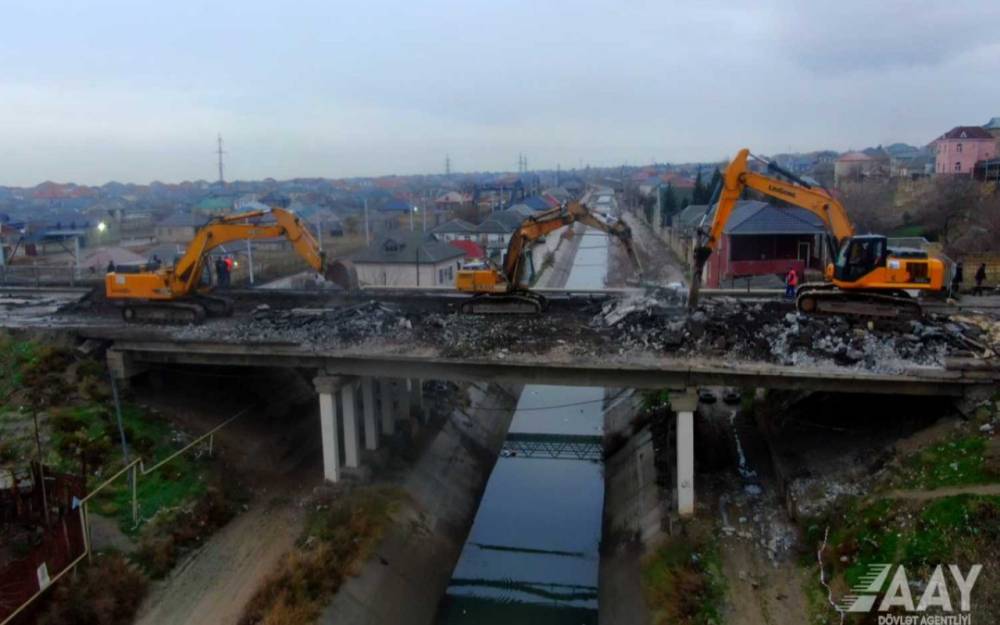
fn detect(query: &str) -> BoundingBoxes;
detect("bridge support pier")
[672,389,698,517]
[314,376,344,483]
[341,382,360,469]
[379,378,395,436]
[106,349,147,387]
[361,377,378,450]
[398,378,411,424]
[409,378,424,421]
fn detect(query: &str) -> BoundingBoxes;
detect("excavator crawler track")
[460,292,547,315]
[121,301,208,325]
[120,294,233,325]
[796,287,921,320]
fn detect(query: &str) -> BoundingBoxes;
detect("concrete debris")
[179,300,414,345]
[596,296,997,373]
[168,289,997,375]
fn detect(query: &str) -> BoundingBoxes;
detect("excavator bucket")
[325,259,360,291]
[688,245,712,309]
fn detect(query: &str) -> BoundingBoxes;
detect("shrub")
[36,553,148,625]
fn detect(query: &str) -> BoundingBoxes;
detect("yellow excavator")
[105,207,340,323]
[690,148,946,317]
[455,200,641,313]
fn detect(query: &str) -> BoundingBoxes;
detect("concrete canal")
[436,207,614,624]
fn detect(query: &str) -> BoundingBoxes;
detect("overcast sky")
[2,1,999,186]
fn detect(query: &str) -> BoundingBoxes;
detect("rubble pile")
[418,312,578,358]
[170,290,997,373]
[179,300,415,345]
[595,296,996,372]
[244,301,414,344]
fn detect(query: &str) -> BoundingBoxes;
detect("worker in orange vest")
[785,268,799,299]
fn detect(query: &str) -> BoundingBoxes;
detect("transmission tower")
[445,154,451,176]
[216,134,226,185]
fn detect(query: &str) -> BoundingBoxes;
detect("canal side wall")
[318,382,522,625]
[599,389,659,625]
[535,222,586,288]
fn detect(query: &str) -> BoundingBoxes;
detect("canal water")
[436,223,611,624]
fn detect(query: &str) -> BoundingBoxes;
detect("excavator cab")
[832,235,887,282]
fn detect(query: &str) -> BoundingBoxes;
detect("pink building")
[933,126,995,176]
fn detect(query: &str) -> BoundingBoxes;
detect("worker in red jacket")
[785,268,798,299]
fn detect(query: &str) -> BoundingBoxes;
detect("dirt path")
[134,497,304,625]
[704,401,812,625]
[719,536,811,625]
[885,483,1000,501]
[619,210,686,286]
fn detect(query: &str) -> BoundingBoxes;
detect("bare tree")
[837,180,899,234]
[911,177,981,254]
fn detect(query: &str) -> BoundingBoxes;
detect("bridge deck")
[103,338,990,396]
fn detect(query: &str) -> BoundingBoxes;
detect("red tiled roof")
[449,240,485,259]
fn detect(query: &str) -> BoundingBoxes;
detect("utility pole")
[245,239,255,284]
[364,199,370,245]
[216,134,226,185]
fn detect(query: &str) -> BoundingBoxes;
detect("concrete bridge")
[99,336,996,519]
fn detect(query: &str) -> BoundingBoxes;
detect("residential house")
[932,126,995,176]
[194,194,236,214]
[702,201,831,288]
[891,154,935,179]
[434,191,472,214]
[431,218,477,242]
[154,212,202,243]
[661,203,710,264]
[542,187,573,204]
[476,209,526,264]
[834,151,886,183]
[521,195,557,211]
[351,233,465,287]
[376,198,418,231]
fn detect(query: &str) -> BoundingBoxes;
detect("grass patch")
[134,483,241,578]
[240,486,404,625]
[642,533,725,625]
[898,435,992,489]
[808,495,1000,593]
[45,400,214,534]
[0,335,39,404]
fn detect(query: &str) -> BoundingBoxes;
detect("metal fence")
[0,265,102,288]
[0,408,248,625]
[0,465,87,623]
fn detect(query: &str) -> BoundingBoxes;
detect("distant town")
[1,116,998,291]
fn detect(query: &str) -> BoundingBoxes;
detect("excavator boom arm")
[690,148,855,307]
[501,201,641,287]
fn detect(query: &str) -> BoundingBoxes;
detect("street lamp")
[97,221,107,233]
[410,206,418,231]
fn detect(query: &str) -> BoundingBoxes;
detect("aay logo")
[841,563,981,624]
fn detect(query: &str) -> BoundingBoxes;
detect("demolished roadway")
[37,288,991,397]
